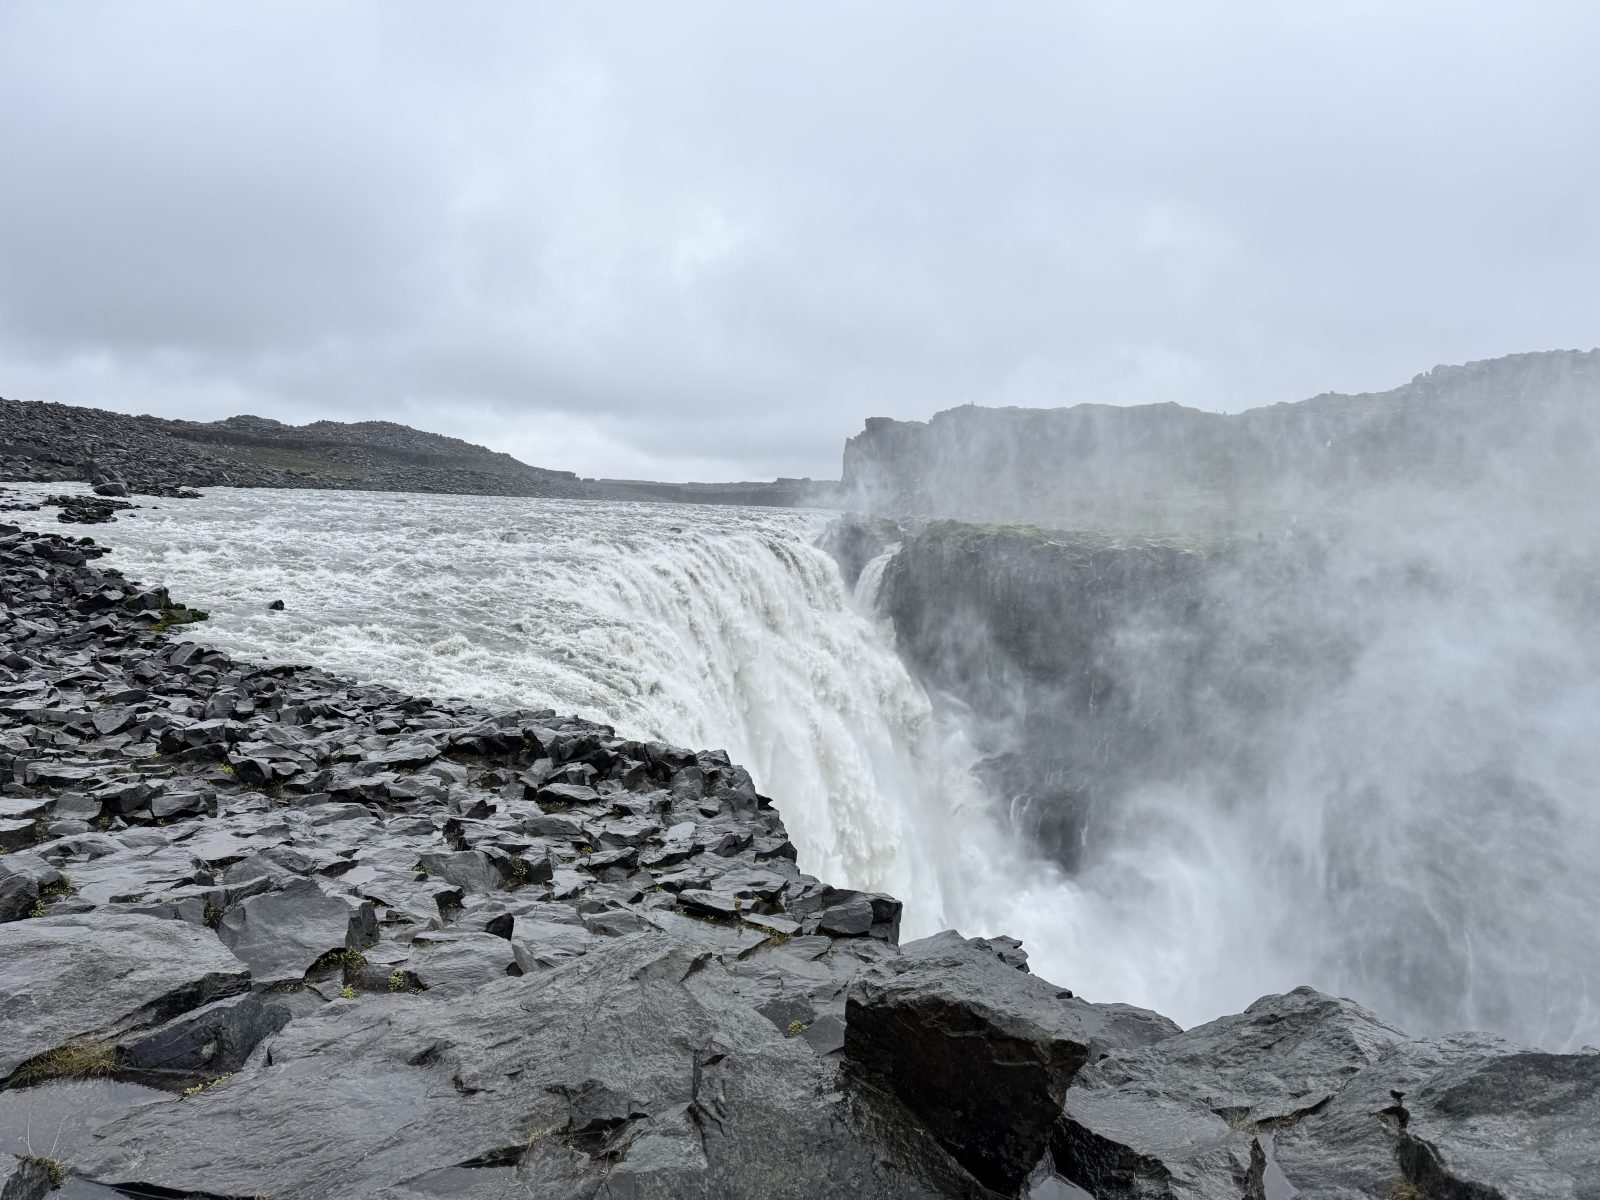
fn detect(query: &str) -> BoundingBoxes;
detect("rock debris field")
[0,498,1596,1199]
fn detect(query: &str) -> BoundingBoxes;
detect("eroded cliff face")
[841,349,1600,529]
[836,507,1600,1051]
[869,521,1273,870]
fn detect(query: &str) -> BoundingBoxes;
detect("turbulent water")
[6,486,1069,957]
[10,484,1597,1047]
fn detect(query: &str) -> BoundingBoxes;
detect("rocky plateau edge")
[0,508,1595,1199]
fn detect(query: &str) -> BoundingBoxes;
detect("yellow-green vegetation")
[389,969,406,992]
[307,946,368,985]
[38,875,76,903]
[340,985,356,1000]
[149,603,210,634]
[1389,1183,1427,1200]
[1219,1109,1258,1134]
[18,1154,66,1187]
[786,1020,809,1038]
[6,1041,118,1088]
[217,763,235,776]
[180,1074,231,1099]
[506,857,531,888]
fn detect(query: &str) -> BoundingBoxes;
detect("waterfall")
[11,481,1594,1048]
[5,486,1024,940]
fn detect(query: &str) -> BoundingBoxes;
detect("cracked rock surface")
[1,521,1597,1198]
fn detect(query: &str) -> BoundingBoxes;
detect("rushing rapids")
[6,482,1598,1052]
[0,485,1046,950]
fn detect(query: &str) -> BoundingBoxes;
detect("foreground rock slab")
[1052,987,1600,1198]
[0,912,249,1082]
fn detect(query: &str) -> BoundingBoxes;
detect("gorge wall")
[828,350,1600,1051]
[840,349,1600,530]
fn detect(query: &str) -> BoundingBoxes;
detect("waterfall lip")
[9,480,1595,1053]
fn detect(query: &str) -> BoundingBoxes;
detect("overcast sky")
[2,2,1596,481]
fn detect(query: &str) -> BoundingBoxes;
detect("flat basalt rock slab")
[216,877,377,987]
[0,912,249,1078]
[69,935,966,1200]
[1053,988,1600,1199]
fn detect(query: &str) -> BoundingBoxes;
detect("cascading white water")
[3,486,1053,948]
[9,483,1594,1048]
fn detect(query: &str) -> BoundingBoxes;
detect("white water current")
[7,486,1088,976]
[8,484,1596,1047]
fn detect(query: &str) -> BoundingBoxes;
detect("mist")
[850,350,1600,1048]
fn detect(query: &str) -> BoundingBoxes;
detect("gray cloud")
[2,0,1596,480]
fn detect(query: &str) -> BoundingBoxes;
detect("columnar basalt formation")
[2,524,1596,1197]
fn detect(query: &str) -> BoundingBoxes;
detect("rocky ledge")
[1,527,1595,1199]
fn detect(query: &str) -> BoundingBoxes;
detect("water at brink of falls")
[13,487,1075,967]
[12,484,1599,1047]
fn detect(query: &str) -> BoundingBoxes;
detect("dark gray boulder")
[1395,1051,1600,1195]
[1050,986,1600,1199]
[0,852,64,923]
[0,912,249,1081]
[844,944,1178,1193]
[216,878,376,987]
[117,993,292,1087]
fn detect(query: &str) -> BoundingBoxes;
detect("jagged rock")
[117,993,291,1086]
[904,929,1030,972]
[216,878,376,987]
[845,944,1179,1193]
[72,937,972,1199]
[417,850,506,894]
[0,912,250,1080]
[1050,987,1600,1199]
[0,819,38,854]
[404,931,519,996]
[0,852,64,923]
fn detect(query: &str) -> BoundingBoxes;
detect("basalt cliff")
[841,349,1600,531]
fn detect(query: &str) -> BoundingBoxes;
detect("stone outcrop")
[841,349,1600,528]
[1052,987,1600,1198]
[2,523,1597,1196]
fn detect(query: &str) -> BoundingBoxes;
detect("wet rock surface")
[2,524,1596,1197]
